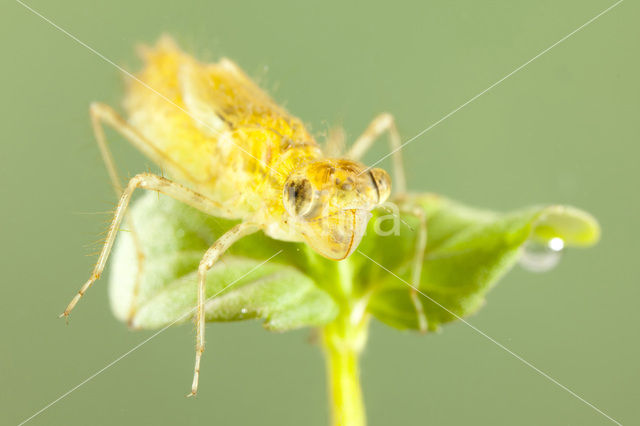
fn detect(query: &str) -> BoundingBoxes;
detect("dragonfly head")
[282,159,391,260]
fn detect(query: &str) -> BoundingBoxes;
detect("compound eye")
[368,168,391,203]
[283,178,315,216]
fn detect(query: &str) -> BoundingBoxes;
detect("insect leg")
[189,221,259,397]
[61,173,230,319]
[89,102,148,324]
[89,102,176,181]
[399,202,428,332]
[324,125,346,157]
[346,113,406,195]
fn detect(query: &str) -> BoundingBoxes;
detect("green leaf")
[109,193,338,331]
[359,194,600,331]
[108,192,599,334]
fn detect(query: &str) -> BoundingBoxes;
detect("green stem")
[321,307,369,426]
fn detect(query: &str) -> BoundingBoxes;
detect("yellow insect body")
[63,36,408,396]
[125,38,390,259]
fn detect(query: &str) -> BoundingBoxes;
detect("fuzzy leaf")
[109,193,337,330]
[358,194,600,331]
[108,192,599,334]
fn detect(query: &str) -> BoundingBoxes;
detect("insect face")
[283,159,391,260]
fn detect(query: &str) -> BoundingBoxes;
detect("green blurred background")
[2,0,638,424]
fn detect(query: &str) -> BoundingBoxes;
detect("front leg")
[346,113,406,195]
[189,222,259,397]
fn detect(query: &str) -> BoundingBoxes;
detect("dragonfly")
[61,36,428,396]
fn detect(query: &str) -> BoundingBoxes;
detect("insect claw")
[58,311,70,325]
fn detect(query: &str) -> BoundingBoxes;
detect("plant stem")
[321,307,369,426]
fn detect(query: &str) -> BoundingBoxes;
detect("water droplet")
[240,308,248,314]
[519,237,564,272]
[548,237,564,251]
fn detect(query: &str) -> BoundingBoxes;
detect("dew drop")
[548,237,564,251]
[240,308,248,314]
[519,237,564,273]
